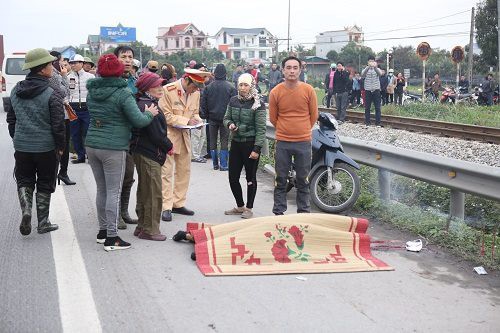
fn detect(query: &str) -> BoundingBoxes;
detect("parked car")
[2,53,28,112]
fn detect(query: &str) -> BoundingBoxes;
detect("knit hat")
[238,73,253,86]
[97,54,124,77]
[136,72,167,92]
[23,48,56,70]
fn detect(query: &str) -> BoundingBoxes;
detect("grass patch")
[381,103,500,127]
[354,165,500,270]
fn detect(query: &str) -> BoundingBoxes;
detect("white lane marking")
[50,186,102,333]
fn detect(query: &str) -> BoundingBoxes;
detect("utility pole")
[497,0,500,87]
[287,0,291,52]
[467,7,475,85]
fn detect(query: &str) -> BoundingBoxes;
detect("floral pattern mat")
[188,213,394,276]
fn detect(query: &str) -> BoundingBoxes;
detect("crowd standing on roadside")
[7,42,497,252]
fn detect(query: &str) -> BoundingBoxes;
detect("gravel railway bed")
[337,122,500,168]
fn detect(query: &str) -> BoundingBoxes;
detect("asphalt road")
[0,104,499,333]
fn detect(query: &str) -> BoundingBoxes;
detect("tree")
[390,45,421,78]
[326,50,338,62]
[475,0,498,68]
[337,42,375,71]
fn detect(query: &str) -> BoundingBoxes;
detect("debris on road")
[473,266,488,275]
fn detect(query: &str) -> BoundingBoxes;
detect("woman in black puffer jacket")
[130,72,173,241]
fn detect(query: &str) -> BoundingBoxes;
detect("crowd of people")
[6,45,318,252]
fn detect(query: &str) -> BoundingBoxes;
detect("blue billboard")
[100,26,136,43]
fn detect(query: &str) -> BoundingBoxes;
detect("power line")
[365,8,471,37]
[295,31,469,45]
[363,22,469,36]
[291,22,469,43]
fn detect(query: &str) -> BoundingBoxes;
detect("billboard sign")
[100,26,136,43]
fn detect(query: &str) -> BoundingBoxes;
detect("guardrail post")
[450,190,465,220]
[262,138,270,157]
[378,169,392,201]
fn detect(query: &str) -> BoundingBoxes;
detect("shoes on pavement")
[117,218,127,230]
[96,230,106,244]
[241,209,253,219]
[71,159,85,164]
[172,230,188,242]
[274,212,284,216]
[138,232,167,241]
[121,211,138,225]
[37,222,59,234]
[133,226,143,237]
[172,207,194,216]
[191,157,207,163]
[224,207,245,215]
[57,173,76,185]
[104,236,131,251]
[161,210,172,221]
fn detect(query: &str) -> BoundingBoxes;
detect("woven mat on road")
[188,213,394,276]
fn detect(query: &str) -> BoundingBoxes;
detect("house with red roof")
[156,23,209,55]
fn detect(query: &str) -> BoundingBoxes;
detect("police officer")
[159,68,210,221]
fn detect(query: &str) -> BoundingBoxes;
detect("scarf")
[237,76,261,110]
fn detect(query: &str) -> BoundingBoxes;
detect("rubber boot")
[18,187,34,235]
[210,150,219,170]
[120,181,137,226]
[36,192,58,234]
[219,150,229,171]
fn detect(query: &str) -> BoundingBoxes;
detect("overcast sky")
[2,0,476,54]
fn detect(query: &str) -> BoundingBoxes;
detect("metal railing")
[265,124,500,219]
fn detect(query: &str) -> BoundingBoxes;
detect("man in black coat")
[200,64,237,170]
[332,62,350,122]
[379,69,389,105]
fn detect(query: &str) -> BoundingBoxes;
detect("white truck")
[1,53,28,112]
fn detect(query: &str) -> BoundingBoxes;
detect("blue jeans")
[69,104,90,161]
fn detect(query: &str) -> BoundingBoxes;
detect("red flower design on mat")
[264,232,272,238]
[289,226,304,249]
[271,239,291,263]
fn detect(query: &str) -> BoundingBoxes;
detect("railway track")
[319,108,500,145]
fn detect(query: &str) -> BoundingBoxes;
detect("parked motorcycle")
[440,86,478,106]
[286,112,361,213]
[475,85,499,106]
[402,91,422,105]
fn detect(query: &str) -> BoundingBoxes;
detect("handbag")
[65,104,78,121]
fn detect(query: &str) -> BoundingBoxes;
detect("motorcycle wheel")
[310,163,360,214]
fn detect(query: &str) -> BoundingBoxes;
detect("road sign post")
[417,42,431,101]
[451,46,465,103]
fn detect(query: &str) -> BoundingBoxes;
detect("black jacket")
[7,73,65,151]
[332,70,350,93]
[379,75,389,91]
[130,95,173,165]
[200,64,237,123]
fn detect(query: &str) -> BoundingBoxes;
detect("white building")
[315,26,364,58]
[156,23,209,55]
[214,28,274,63]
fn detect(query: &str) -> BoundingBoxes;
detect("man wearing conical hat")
[158,68,210,221]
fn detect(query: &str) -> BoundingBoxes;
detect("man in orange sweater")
[269,56,319,215]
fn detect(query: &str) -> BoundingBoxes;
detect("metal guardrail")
[339,136,500,202]
[265,124,500,218]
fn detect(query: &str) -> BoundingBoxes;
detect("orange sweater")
[269,82,319,142]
